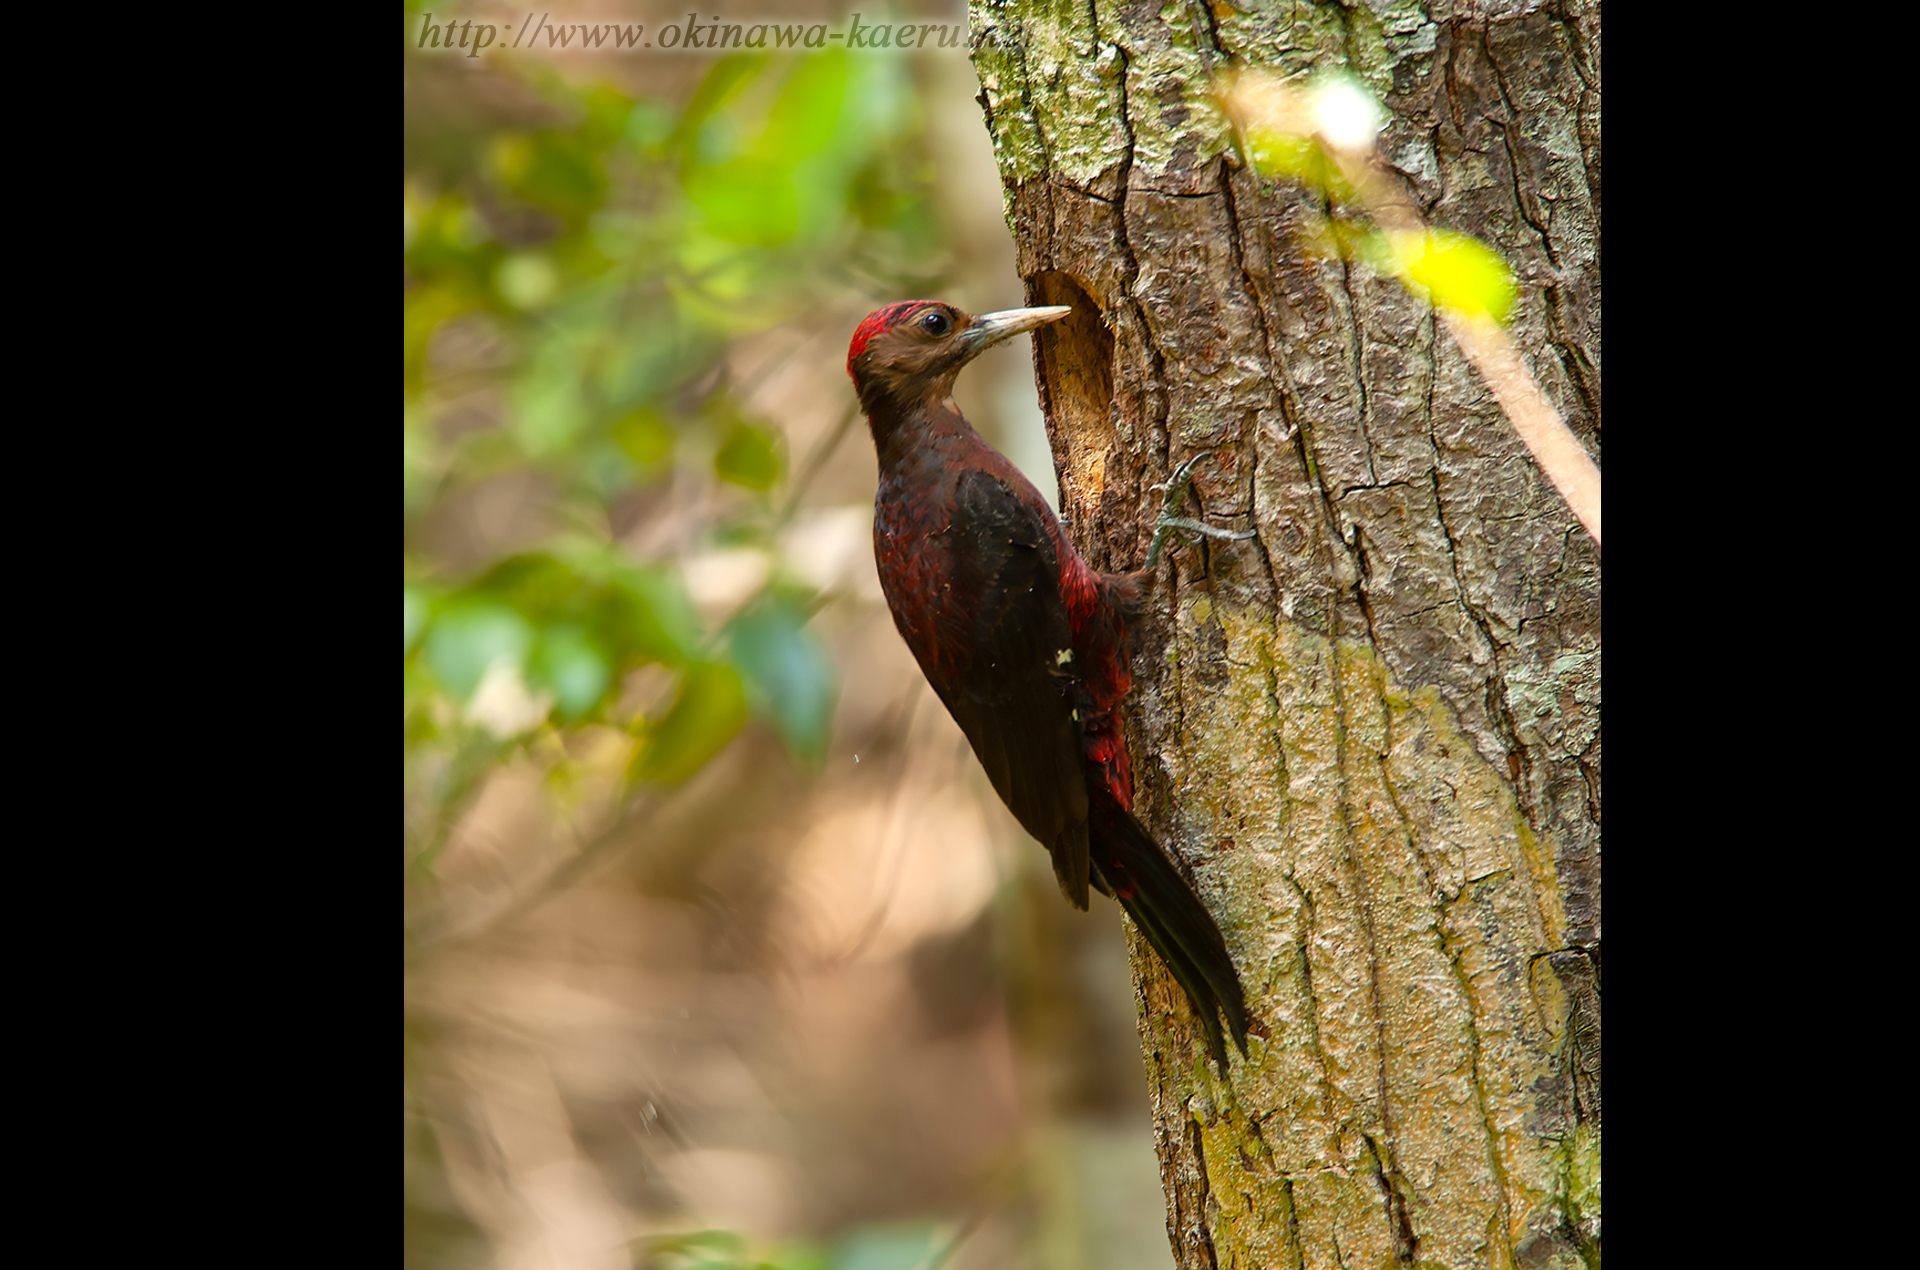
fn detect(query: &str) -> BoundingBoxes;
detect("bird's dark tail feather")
[1088,786,1248,1072]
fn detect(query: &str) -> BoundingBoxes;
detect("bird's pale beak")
[959,305,1072,358]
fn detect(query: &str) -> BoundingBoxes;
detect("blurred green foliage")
[404,36,944,897]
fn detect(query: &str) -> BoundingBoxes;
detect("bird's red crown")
[846,301,935,379]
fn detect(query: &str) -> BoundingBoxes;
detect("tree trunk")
[969,3,1600,1267]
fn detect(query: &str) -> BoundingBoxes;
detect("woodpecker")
[847,299,1250,1067]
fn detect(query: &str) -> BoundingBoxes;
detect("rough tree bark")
[968,2,1600,1267]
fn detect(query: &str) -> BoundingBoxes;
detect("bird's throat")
[868,392,978,473]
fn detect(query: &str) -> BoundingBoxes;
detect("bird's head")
[846,300,1071,420]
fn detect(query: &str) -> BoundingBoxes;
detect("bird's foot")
[1145,454,1256,571]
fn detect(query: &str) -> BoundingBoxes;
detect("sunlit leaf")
[424,600,534,701]
[496,253,558,308]
[715,422,782,490]
[727,598,837,762]
[631,662,748,784]
[1387,228,1518,323]
[530,624,612,720]
[1239,127,1355,202]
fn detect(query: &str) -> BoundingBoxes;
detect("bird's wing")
[940,468,1092,909]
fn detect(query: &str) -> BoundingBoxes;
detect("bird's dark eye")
[919,310,951,337]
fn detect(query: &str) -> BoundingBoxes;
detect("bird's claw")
[1148,454,1211,499]
[1162,517,1258,542]
[1145,453,1255,571]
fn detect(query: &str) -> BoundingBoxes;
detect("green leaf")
[511,347,593,459]
[686,156,800,246]
[604,565,704,666]
[402,194,500,298]
[473,554,583,623]
[675,54,769,153]
[402,282,473,393]
[423,600,534,701]
[714,422,782,490]
[495,132,606,223]
[598,293,723,410]
[456,551,705,680]
[626,99,677,152]
[829,1222,944,1270]
[759,1243,829,1270]
[631,663,748,784]
[580,440,640,504]
[404,586,429,655]
[611,406,675,465]
[760,51,847,162]
[727,599,836,763]
[649,1229,747,1255]
[530,625,612,720]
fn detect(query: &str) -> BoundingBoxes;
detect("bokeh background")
[403,5,1177,1267]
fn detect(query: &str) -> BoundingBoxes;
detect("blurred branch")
[819,678,923,970]
[1333,146,1603,545]
[1221,69,1601,546]
[404,784,660,961]
[1441,308,1601,544]
[926,1212,982,1269]
[779,398,860,525]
